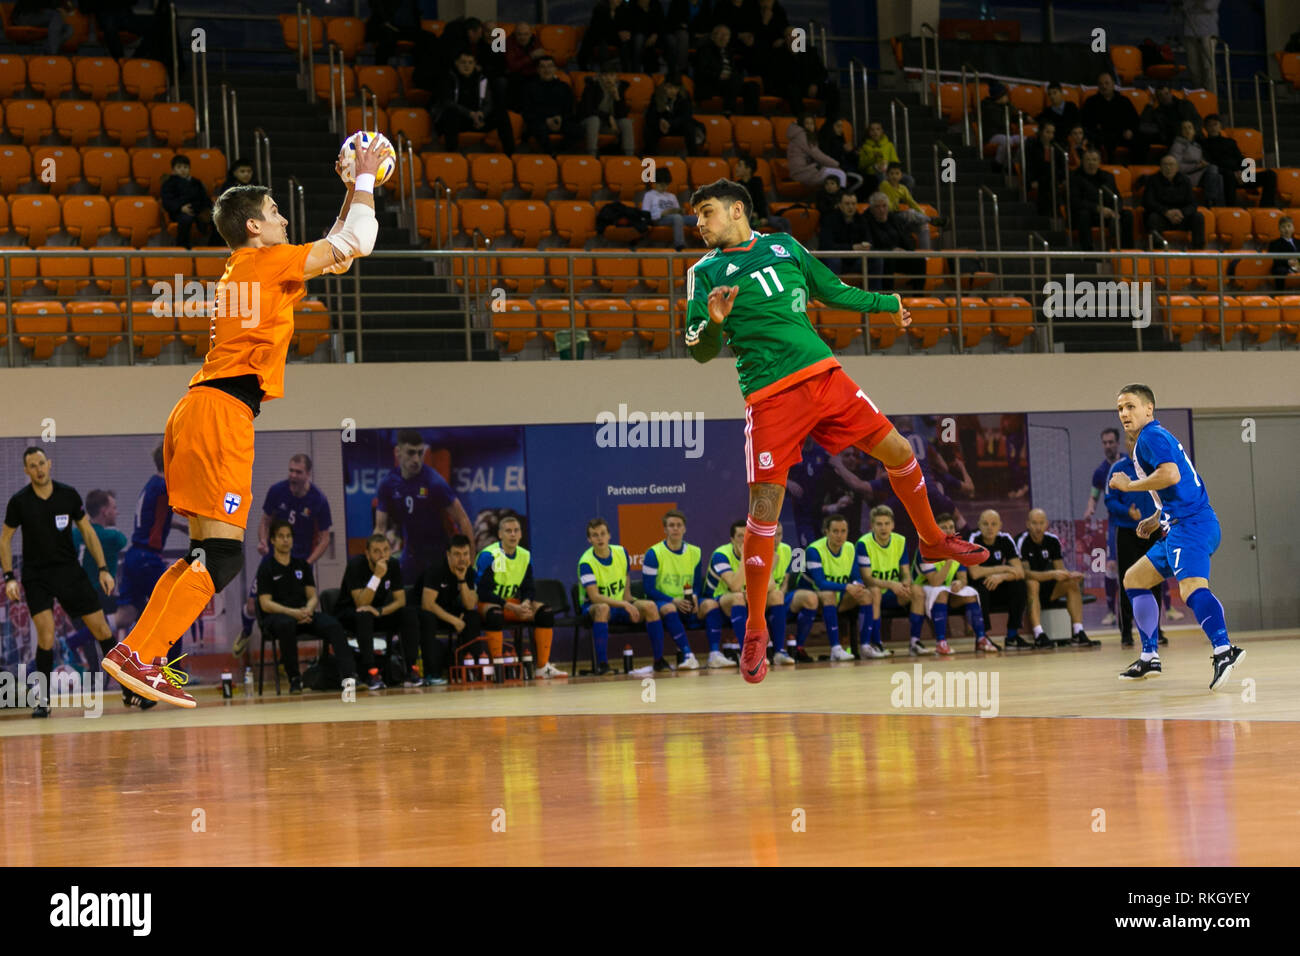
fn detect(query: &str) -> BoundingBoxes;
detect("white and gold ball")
[338,130,396,186]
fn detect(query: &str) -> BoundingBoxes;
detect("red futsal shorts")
[744,367,893,484]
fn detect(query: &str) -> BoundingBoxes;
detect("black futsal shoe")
[652,657,675,673]
[792,647,815,663]
[32,704,49,718]
[1209,646,1245,692]
[289,676,303,694]
[1033,632,1054,648]
[1005,634,1033,649]
[1121,636,1134,647]
[1158,632,1168,646]
[1119,657,1162,680]
[592,661,613,676]
[1069,629,1100,647]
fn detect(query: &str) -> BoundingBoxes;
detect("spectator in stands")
[642,167,697,250]
[856,120,912,193]
[764,23,838,117]
[333,533,418,691]
[86,0,135,60]
[732,154,791,233]
[1143,153,1206,248]
[440,17,503,79]
[787,114,859,192]
[1183,0,1218,90]
[1080,71,1145,162]
[217,157,255,196]
[1170,118,1225,206]
[1199,114,1279,207]
[818,189,871,275]
[1026,121,1067,217]
[505,21,549,111]
[256,519,346,695]
[579,62,635,156]
[753,0,789,61]
[13,0,71,56]
[665,0,715,73]
[1070,148,1133,251]
[1064,122,1088,171]
[160,155,213,249]
[694,23,760,115]
[627,0,668,73]
[878,162,942,250]
[713,0,760,73]
[644,72,706,155]
[435,50,515,155]
[366,0,422,66]
[1139,81,1201,151]
[521,56,579,155]
[577,0,636,71]
[1268,216,1300,290]
[813,174,843,221]
[416,535,480,687]
[1036,82,1081,138]
[1017,509,1096,648]
[965,509,1028,651]
[817,116,859,185]
[862,191,925,291]
[980,80,1021,173]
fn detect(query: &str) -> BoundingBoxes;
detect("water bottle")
[478,651,492,683]
[463,653,476,682]
[622,644,634,674]
[522,649,534,679]
[491,655,504,684]
[243,666,254,697]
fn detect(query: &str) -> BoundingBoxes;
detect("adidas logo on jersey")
[726,263,739,276]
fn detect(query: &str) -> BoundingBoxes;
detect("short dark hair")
[171,154,190,168]
[269,518,293,540]
[1118,383,1156,406]
[655,166,672,184]
[733,152,754,171]
[822,513,848,531]
[85,489,114,519]
[886,161,902,171]
[664,71,684,86]
[448,534,471,552]
[22,446,44,464]
[367,532,389,548]
[152,442,164,472]
[729,520,746,537]
[290,452,313,473]
[536,54,555,66]
[586,517,609,534]
[662,508,687,527]
[464,16,482,29]
[1101,427,1121,441]
[688,178,752,220]
[213,184,271,248]
[231,157,252,170]
[935,512,956,526]
[1047,81,1062,92]
[1204,113,1221,124]
[395,428,425,446]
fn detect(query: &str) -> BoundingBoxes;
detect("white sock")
[1213,644,1230,656]
[1140,652,1158,661]
[1033,625,1044,636]
[1072,622,1084,635]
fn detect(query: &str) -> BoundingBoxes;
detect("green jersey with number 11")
[684,232,899,402]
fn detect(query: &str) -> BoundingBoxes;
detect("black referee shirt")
[420,559,477,614]
[1015,530,1064,573]
[334,553,403,614]
[4,481,85,573]
[966,531,1021,569]
[255,554,314,610]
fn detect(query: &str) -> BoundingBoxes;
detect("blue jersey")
[262,480,332,561]
[130,473,174,551]
[1133,419,1210,521]
[376,465,457,579]
[1091,457,1119,495]
[1103,456,1153,529]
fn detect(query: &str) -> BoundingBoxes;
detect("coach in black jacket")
[1143,154,1205,248]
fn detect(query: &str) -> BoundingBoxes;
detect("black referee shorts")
[21,563,102,618]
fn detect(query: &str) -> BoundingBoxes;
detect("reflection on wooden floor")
[1,631,1296,865]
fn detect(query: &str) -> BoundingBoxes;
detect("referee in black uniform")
[1,448,118,717]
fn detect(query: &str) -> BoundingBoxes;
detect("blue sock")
[240,608,255,633]
[593,620,609,664]
[1185,587,1230,650]
[647,618,665,660]
[1128,588,1161,656]
[857,605,875,647]
[822,604,840,646]
[767,603,788,652]
[932,602,949,641]
[796,607,815,647]
[729,604,747,641]
[964,603,986,638]
[705,606,723,653]
[909,612,924,641]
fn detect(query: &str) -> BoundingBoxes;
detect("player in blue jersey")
[373,429,474,586]
[1083,427,1123,624]
[1108,384,1244,689]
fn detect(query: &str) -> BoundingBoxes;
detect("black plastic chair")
[257,586,339,695]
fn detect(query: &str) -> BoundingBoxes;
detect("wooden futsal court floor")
[2,629,1297,866]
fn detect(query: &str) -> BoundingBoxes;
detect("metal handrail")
[430,176,451,254]
[848,58,869,138]
[978,184,1001,275]
[252,128,271,192]
[327,45,339,134]
[335,47,348,137]
[1253,71,1280,167]
[932,140,956,244]
[1053,141,1072,235]
[305,9,316,105]
[959,62,982,148]
[169,2,180,103]
[889,97,911,172]
[1212,37,1234,126]
[1098,185,1122,251]
[286,176,305,244]
[294,3,305,91]
[1016,110,1028,201]
[199,26,211,147]
[919,23,939,117]
[219,85,240,165]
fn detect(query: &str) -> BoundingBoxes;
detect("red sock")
[886,457,944,547]
[742,517,777,633]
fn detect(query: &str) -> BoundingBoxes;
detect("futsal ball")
[338,130,396,186]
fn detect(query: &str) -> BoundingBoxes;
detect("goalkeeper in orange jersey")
[102,138,388,707]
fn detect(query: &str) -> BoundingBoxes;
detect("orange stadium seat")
[121,58,167,102]
[1007,82,1045,117]
[0,144,29,192]
[537,24,579,67]
[1099,164,1132,200]
[638,256,669,293]
[73,56,120,99]
[68,300,122,359]
[534,297,587,347]
[688,156,729,188]
[652,155,687,190]
[1278,169,1300,205]
[176,305,210,357]
[470,153,514,197]
[10,195,59,246]
[101,100,150,146]
[504,200,552,246]
[415,198,457,244]
[5,97,52,144]
[395,65,429,107]
[0,54,24,97]
[192,251,225,284]
[15,301,68,361]
[560,156,602,199]
[130,147,172,195]
[593,256,639,294]
[1230,252,1271,291]
[602,155,644,201]
[30,144,77,193]
[944,296,992,348]
[619,73,654,113]
[126,300,174,359]
[291,299,330,357]
[456,199,505,241]
[54,99,100,145]
[545,253,594,293]
[38,252,90,296]
[1250,207,1283,244]
[1210,207,1251,249]
[984,296,1034,347]
[346,105,387,136]
[1151,254,1193,291]
[1197,293,1241,342]
[1184,89,1218,116]
[1118,87,1150,114]
[1189,252,1229,292]
[1237,294,1281,343]
[142,248,191,284]
[631,297,673,352]
[811,305,864,352]
[388,107,430,150]
[927,82,965,124]
[356,65,399,107]
[552,200,596,247]
[279,13,322,52]
[769,203,818,242]
[81,146,130,194]
[771,117,799,152]
[312,63,355,102]
[1,3,45,44]
[512,153,558,198]
[902,296,950,349]
[60,10,91,53]
[324,17,366,60]
[1277,52,1300,89]
[1224,127,1263,162]
[770,159,808,199]
[1158,294,1204,344]
[696,114,732,155]
[498,255,546,294]
[185,149,225,194]
[423,152,469,193]
[1274,294,1300,336]
[61,195,111,247]
[731,116,774,156]
[28,56,72,99]
[491,298,537,354]
[150,102,195,146]
[584,297,636,352]
[86,251,136,296]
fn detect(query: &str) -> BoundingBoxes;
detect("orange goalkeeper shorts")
[162,386,255,529]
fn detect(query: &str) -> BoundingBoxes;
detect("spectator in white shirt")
[641,167,697,250]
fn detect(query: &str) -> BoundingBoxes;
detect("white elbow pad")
[326,203,377,258]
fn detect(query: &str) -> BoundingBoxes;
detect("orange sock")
[534,627,553,666]
[486,629,504,660]
[122,560,188,654]
[743,517,777,633]
[134,563,216,662]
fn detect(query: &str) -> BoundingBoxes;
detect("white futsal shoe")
[679,654,701,670]
[830,644,857,661]
[773,651,796,665]
[536,662,567,678]
[706,651,734,668]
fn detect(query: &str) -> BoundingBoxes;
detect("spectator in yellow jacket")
[856,120,914,192]
[877,162,944,250]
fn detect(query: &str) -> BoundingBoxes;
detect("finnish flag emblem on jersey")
[55,514,69,530]
[771,244,789,258]
[223,493,242,514]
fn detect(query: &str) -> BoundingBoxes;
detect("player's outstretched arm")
[303,137,385,280]
[798,241,910,323]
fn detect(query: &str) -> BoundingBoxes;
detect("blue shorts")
[117,547,167,609]
[1107,522,1118,559]
[581,604,634,625]
[880,589,902,611]
[1146,509,1220,581]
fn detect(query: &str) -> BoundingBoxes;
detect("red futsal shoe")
[740,629,769,684]
[920,533,990,568]
[102,643,197,709]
